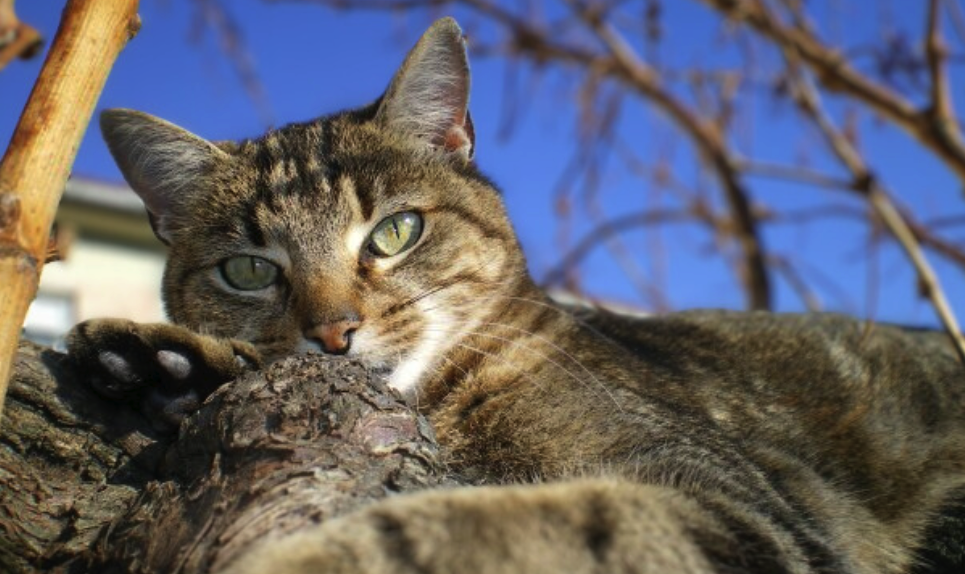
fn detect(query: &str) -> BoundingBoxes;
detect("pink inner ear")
[442,112,475,157]
[443,126,469,153]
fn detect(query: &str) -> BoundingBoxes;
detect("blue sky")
[3,1,965,328]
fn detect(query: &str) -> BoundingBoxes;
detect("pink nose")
[304,320,361,355]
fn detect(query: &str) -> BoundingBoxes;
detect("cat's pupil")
[368,211,423,257]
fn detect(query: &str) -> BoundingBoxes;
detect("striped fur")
[91,17,965,574]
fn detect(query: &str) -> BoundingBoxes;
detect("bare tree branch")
[700,0,965,187]
[745,163,965,271]
[193,0,276,127]
[769,254,822,312]
[942,0,965,52]
[784,52,965,363]
[738,160,858,191]
[926,0,961,147]
[564,0,772,309]
[544,209,696,286]
[0,0,42,72]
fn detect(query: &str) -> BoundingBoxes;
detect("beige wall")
[23,239,166,346]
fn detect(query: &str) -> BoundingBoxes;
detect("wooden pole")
[0,0,140,420]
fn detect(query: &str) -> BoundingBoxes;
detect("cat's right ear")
[100,109,229,244]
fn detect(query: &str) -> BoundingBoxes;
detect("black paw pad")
[156,349,193,380]
[143,388,202,432]
[98,351,140,386]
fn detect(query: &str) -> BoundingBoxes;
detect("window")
[23,291,76,350]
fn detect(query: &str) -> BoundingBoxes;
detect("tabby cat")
[66,17,965,574]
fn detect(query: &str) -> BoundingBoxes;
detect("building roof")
[63,177,145,214]
[58,177,163,251]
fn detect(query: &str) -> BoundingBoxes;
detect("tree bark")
[0,342,451,573]
[0,0,140,419]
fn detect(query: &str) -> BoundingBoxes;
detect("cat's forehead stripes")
[249,122,328,199]
[227,120,332,246]
[240,198,268,247]
[340,174,373,255]
[268,158,298,191]
[232,119,385,244]
[225,128,378,265]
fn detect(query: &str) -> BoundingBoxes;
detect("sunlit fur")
[155,112,523,397]
[98,18,965,574]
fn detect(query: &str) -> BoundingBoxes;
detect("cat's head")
[100,18,532,395]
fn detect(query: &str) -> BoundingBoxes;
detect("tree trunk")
[0,341,452,573]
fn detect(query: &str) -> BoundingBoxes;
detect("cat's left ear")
[376,17,475,160]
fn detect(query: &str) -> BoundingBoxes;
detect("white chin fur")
[293,299,461,397]
[386,300,454,395]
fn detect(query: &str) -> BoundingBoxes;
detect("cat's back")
[580,307,963,395]
[569,307,965,523]
[577,307,965,450]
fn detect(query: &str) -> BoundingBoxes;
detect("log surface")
[0,342,451,573]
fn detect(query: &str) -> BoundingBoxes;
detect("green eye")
[220,256,279,290]
[368,211,424,257]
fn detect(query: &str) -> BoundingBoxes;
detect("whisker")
[382,264,520,319]
[423,292,623,351]
[421,290,620,345]
[477,321,624,413]
[382,281,459,318]
[422,326,624,413]
[436,355,468,389]
[452,341,547,394]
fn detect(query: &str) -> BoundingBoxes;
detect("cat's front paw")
[66,319,261,431]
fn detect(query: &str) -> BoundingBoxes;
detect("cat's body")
[67,18,965,574]
[430,307,965,573]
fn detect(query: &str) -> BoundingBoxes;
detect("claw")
[235,353,253,370]
[68,320,262,433]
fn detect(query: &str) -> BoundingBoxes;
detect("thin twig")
[194,0,275,126]
[785,51,965,364]
[700,0,965,187]
[769,254,822,311]
[0,23,42,72]
[738,160,856,191]
[765,204,868,225]
[567,0,772,309]
[943,0,965,50]
[924,214,965,228]
[926,0,960,144]
[741,163,965,270]
[544,209,696,286]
